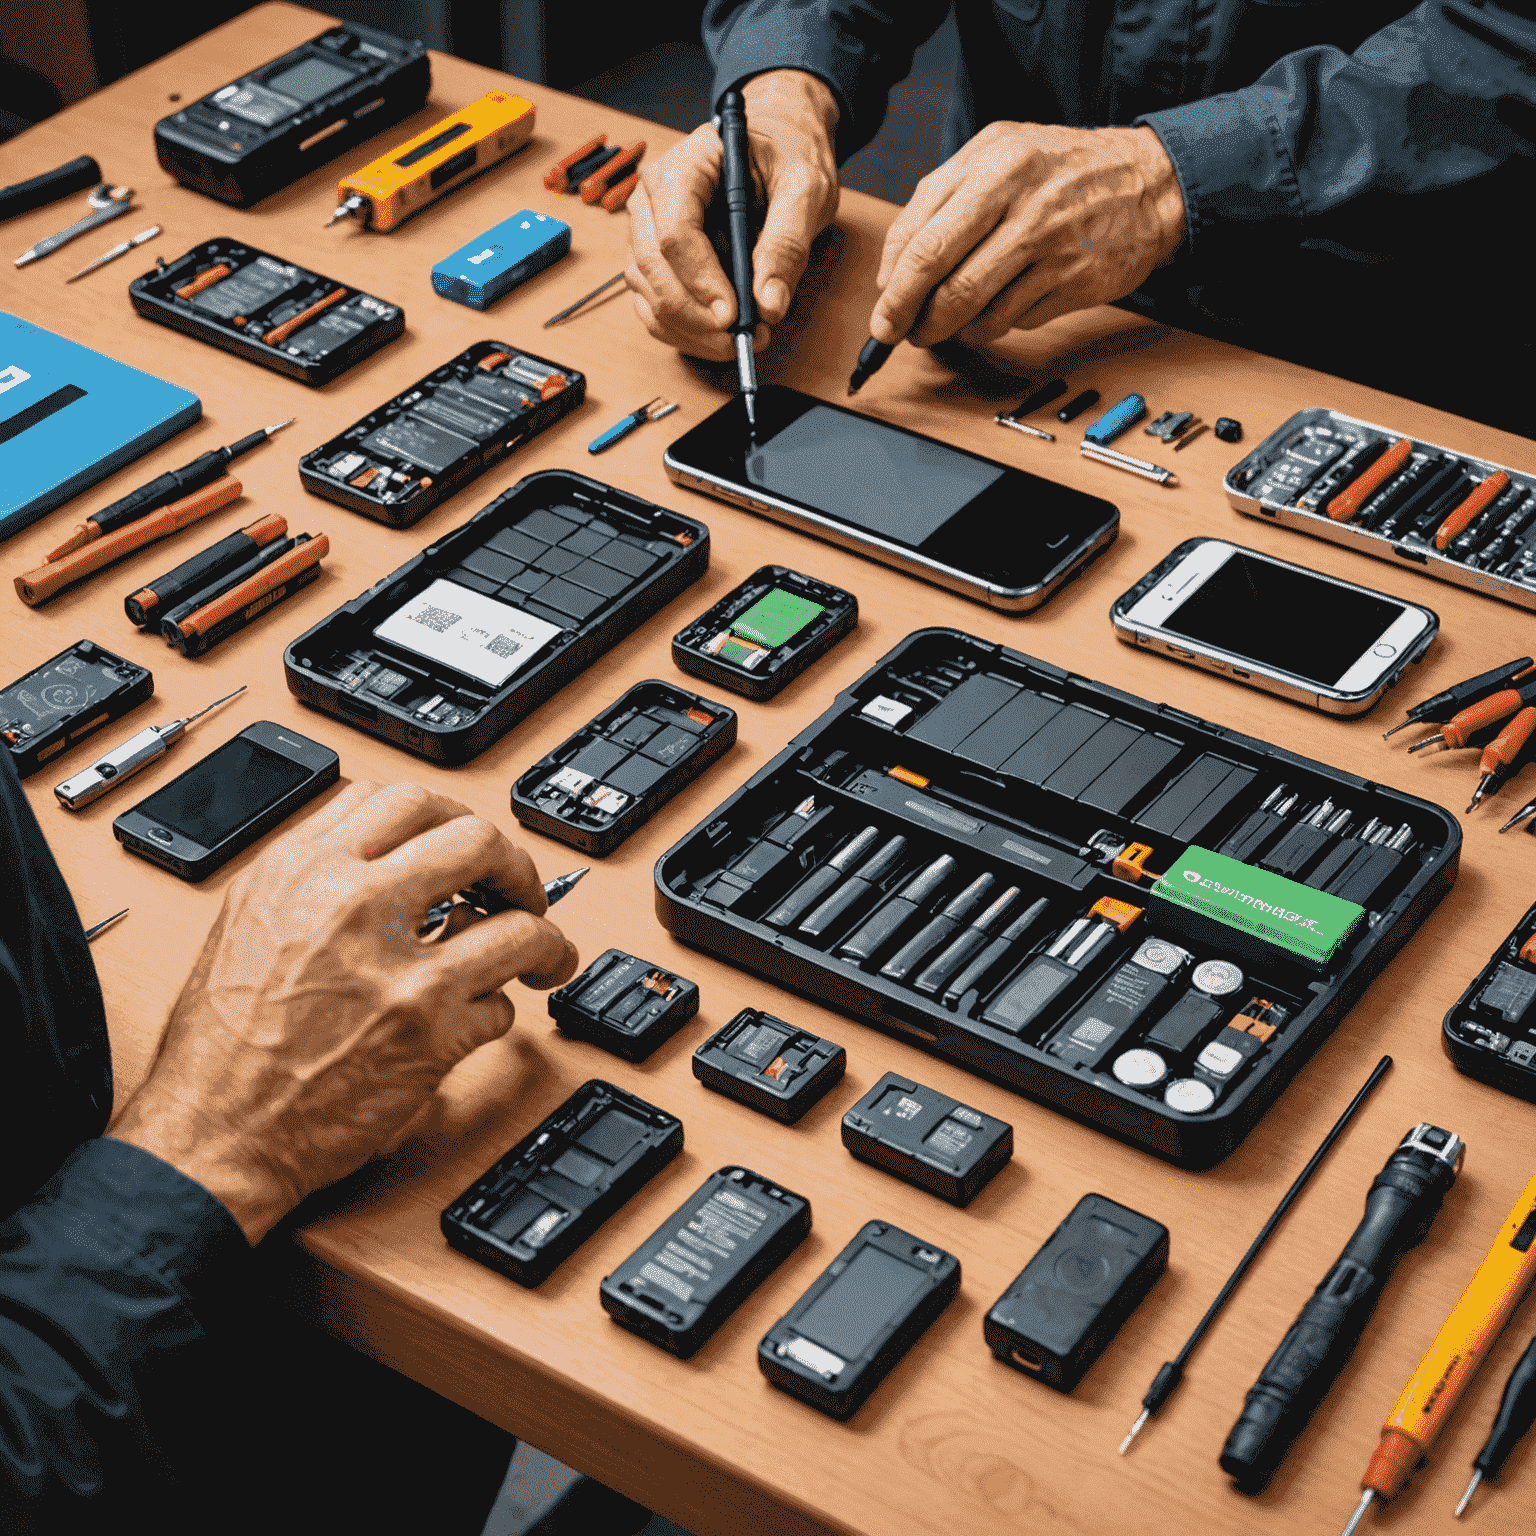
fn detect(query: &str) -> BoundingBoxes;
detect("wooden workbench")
[5,7,1536,1533]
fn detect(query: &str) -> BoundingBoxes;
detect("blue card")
[0,312,201,542]
[431,210,571,311]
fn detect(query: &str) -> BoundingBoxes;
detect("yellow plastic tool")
[1340,1173,1536,1534]
[327,90,535,231]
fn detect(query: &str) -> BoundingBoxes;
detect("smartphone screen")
[136,734,312,847]
[1159,550,1404,687]
[666,386,1117,595]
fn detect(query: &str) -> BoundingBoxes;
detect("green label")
[732,587,824,649]
[1151,846,1363,964]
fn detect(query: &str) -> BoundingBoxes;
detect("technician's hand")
[626,68,841,361]
[109,781,579,1244]
[872,123,1186,348]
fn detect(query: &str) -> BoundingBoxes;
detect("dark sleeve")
[1137,2,1536,267]
[702,0,951,157]
[0,1137,249,1530]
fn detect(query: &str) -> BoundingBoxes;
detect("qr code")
[410,604,460,633]
[486,634,523,659]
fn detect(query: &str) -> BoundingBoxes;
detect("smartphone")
[1111,538,1438,715]
[113,720,339,880]
[664,386,1118,611]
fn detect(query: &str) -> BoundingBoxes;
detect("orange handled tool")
[1326,437,1412,522]
[15,475,242,606]
[1407,682,1536,752]
[1468,706,1536,812]
[264,285,346,345]
[1339,1174,1536,1535]
[600,171,640,212]
[544,135,606,192]
[1437,472,1511,551]
[579,141,644,204]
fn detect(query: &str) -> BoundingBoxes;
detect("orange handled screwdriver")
[1468,707,1536,812]
[1437,472,1512,551]
[1338,1173,1536,1536]
[1327,437,1412,522]
[1407,681,1536,753]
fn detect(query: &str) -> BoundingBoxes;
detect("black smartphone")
[113,720,339,880]
[664,386,1118,611]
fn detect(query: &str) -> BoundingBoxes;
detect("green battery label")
[1149,846,1363,970]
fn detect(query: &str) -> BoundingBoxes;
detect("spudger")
[543,271,625,327]
[717,87,758,431]
[45,418,296,561]
[1383,657,1533,738]
[1119,1054,1392,1454]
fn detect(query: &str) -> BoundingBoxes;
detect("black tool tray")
[1226,407,1536,612]
[298,341,586,527]
[129,238,404,386]
[284,470,709,763]
[654,628,1460,1166]
[1442,899,1536,1101]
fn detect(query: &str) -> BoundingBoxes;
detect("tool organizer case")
[284,470,708,763]
[1225,407,1536,611]
[1442,900,1536,1102]
[654,628,1460,1166]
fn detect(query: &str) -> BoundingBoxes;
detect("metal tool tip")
[1382,720,1413,739]
[1118,1409,1150,1455]
[1455,1469,1482,1518]
[1406,738,1439,754]
[267,417,297,434]
[1340,1489,1376,1536]
[84,908,130,941]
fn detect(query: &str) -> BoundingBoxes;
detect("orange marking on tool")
[175,536,329,642]
[1326,437,1411,521]
[264,286,347,346]
[1436,471,1510,550]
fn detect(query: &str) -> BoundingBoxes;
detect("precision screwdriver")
[1222,1122,1464,1492]
[45,419,296,561]
[717,87,758,431]
[1386,657,1533,739]
[1456,1335,1536,1517]
[1340,1172,1536,1536]
[1406,679,1536,753]
[53,688,247,809]
[421,867,589,936]
[1467,706,1536,812]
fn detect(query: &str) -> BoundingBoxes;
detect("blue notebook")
[0,313,201,542]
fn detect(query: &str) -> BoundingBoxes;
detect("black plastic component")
[153,24,430,208]
[298,342,587,528]
[284,470,708,764]
[1443,899,1536,1100]
[841,1070,1012,1206]
[599,1166,811,1357]
[692,1009,846,1123]
[548,949,699,1062]
[129,239,404,386]
[654,628,1460,1166]
[671,565,857,700]
[512,681,736,856]
[1215,418,1243,443]
[1,641,152,778]
[440,1080,683,1287]
[984,1193,1168,1391]
[758,1220,960,1419]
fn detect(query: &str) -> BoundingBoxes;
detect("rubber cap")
[1215,417,1243,443]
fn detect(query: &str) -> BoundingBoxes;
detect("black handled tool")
[0,155,102,223]
[1456,1335,1536,1517]
[1219,1122,1465,1490]
[1385,657,1532,739]
[718,87,758,430]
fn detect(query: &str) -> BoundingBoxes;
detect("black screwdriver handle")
[0,155,101,224]
[92,451,226,535]
[1219,1133,1460,1489]
[718,89,757,339]
[1474,1335,1536,1479]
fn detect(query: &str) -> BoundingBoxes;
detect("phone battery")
[1,640,153,778]
[128,239,404,386]
[440,1079,683,1287]
[512,680,738,856]
[692,1010,846,1124]
[841,1071,1012,1206]
[759,1220,960,1419]
[984,1193,1168,1390]
[548,949,700,1062]
[600,1166,811,1357]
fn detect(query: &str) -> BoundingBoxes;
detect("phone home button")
[1372,643,1398,658]
[148,827,174,843]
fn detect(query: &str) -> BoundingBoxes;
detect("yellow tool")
[1339,1172,1536,1535]
[326,90,535,231]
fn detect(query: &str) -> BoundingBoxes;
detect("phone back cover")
[0,313,202,540]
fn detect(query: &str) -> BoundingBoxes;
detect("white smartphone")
[1110,538,1438,715]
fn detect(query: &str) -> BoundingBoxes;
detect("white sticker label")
[860,695,912,727]
[373,578,561,688]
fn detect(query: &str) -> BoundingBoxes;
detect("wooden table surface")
[6,7,1536,1533]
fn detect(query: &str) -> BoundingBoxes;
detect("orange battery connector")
[1111,843,1154,881]
[1326,437,1412,522]
[888,765,930,789]
[1089,896,1143,931]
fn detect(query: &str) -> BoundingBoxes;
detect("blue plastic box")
[431,211,571,311]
